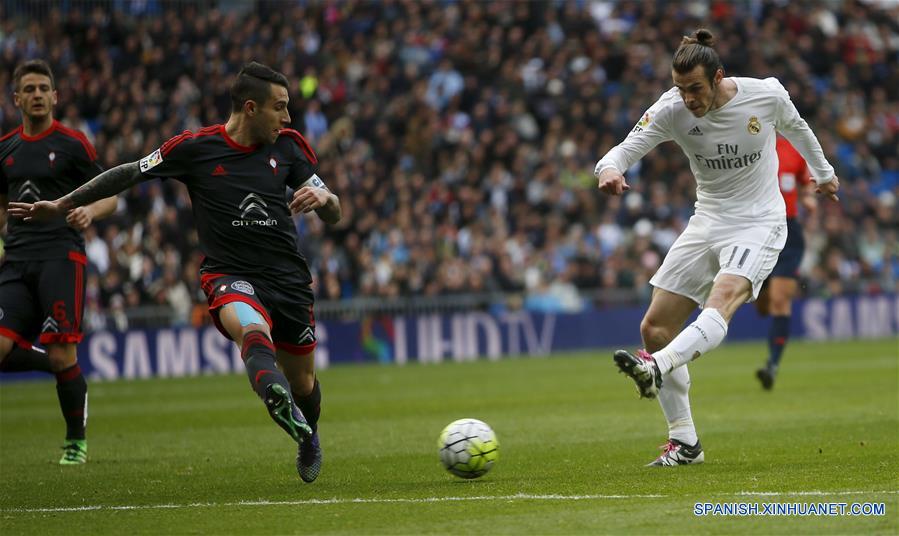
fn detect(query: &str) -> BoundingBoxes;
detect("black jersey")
[0,121,103,260]
[140,124,318,287]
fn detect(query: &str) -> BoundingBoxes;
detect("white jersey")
[596,77,834,222]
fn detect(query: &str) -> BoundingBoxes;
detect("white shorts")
[649,214,787,305]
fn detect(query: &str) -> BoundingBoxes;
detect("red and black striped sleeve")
[279,128,319,189]
[139,130,197,181]
[57,124,104,184]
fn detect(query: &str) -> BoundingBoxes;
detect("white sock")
[653,308,729,375]
[658,364,697,445]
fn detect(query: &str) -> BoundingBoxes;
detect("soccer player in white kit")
[595,30,840,466]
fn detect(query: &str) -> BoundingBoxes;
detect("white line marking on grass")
[5,490,897,514]
[735,490,898,497]
[1,494,660,513]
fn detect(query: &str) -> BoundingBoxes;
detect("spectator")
[1,1,895,329]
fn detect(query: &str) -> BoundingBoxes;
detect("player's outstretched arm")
[771,79,838,202]
[9,162,144,222]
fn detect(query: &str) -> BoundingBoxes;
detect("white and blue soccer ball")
[438,418,499,479]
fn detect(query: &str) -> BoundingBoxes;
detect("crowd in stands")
[1,0,897,329]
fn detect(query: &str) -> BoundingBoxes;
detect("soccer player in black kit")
[1,60,117,464]
[11,62,341,482]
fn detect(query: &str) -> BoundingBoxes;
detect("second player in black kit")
[0,118,100,347]
[1,60,117,465]
[11,62,342,482]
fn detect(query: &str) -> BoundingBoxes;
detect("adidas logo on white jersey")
[688,125,703,136]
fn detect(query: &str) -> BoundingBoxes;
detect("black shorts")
[769,218,805,279]
[0,252,87,348]
[200,272,316,355]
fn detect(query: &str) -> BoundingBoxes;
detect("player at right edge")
[594,30,839,466]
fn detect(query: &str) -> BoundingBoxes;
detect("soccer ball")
[438,418,499,479]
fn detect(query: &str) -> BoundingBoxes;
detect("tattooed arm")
[8,162,144,222]
[60,162,143,210]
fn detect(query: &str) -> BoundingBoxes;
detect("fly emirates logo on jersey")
[695,143,763,171]
[233,193,278,227]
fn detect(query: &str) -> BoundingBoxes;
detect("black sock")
[294,379,321,433]
[1,346,53,373]
[241,331,293,402]
[55,364,87,440]
[766,315,790,371]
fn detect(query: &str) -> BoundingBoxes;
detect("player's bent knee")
[277,350,316,394]
[289,371,315,396]
[239,326,273,348]
[46,344,78,371]
[769,297,792,316]
[640,318,675,350]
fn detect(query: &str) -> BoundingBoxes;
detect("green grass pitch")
[1,339,897,534]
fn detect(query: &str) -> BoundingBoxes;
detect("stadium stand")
[1,0,896,329]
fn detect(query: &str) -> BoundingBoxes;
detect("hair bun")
[693,29,716,47]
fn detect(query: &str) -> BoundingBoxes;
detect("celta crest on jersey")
[230,280,255,295]
[233,192,277,227]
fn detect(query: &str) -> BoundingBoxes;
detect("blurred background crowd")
[1,0,897,329]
